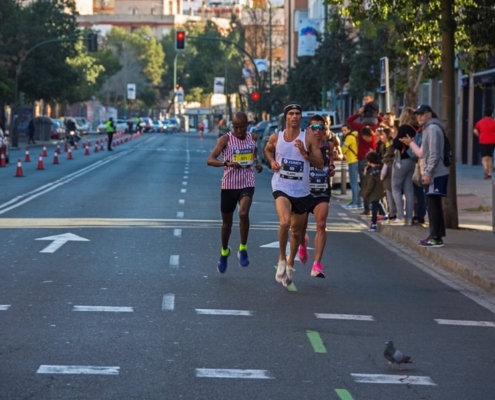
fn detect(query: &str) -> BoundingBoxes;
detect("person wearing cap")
[413,105,449,247]
[264,103,324,287]
[473,107,495,179]
[207,112,263,274]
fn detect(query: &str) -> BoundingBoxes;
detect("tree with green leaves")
[328,0,495,228]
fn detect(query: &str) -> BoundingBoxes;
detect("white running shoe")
[275,260,287,283]
[283,265,295,287]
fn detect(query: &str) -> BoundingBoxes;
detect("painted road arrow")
[36,233,90,253]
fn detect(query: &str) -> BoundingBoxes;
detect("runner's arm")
[206,135,230,167]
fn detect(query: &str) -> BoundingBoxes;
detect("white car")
[97,119,128,134]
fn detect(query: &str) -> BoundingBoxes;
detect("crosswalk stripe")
[37,365,120,375]
[315,313,375,321]
[351,373,437,385]
[196,368,274,379]
[195,309,253,316]
[434,319,495,327]
[73,306,133,312]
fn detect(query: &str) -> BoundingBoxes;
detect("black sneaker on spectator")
[360,210,371,216]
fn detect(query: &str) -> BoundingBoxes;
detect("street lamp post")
[267,0,272,92]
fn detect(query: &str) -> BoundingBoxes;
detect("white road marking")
[179,199,185,205]
[341,217,350,221]
[36,233,90,253]
[73,306,133,312]
[195,309,253,316]
[351,373,436,385]
[183,176,188,179]
[0,305,11,311]
[196,369,273,379]
[434,319,495,327]
[338,213,346,216]
[37,365,120,375]
[176,211,184,218]
[182,181,187,185]
[162,294,175,311]
[181,189,186,193]
[170,255,179,268]
[173,229,182,237]
[315,313,375,321]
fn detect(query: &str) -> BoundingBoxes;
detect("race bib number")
[232,148,254,167]
[280,158,304,180]
[309,168,329,190]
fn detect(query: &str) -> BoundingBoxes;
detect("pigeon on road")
[384,341,412,370]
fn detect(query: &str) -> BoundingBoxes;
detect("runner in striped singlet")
[207,112,263,274]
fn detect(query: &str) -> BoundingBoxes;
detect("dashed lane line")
[434,319,495,327]
[351,373,437,386]
[37,365,120,375]
[0,305,11,311]
[315,313,375,321]
[177,211,184,218]
[162,294,175,311]
[169,255,179,269]
[179,199,185,205]
[72,306,133,312]
[173,229,182,237]
[195,309,253,316]
[180,188,186,193]
[195,368,274,379]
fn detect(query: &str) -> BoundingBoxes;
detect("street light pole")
[267,0,272,92]
[173,52,179,116]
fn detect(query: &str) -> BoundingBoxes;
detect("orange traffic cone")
[0,153,6,167]
[36,154,45,170]
[56,145,61,154]
[100,142,104,151]
[14,159,24,177]
[42,146,48,157]
[25,148,31,162]
[73,142,78,150]
[84,144,90,155]
[67,148,73,160]
[94,143,99,153]
[53,151,59,164]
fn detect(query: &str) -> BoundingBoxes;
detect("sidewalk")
[333,163,495,295]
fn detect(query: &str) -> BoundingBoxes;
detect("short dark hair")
[361,126,373,137]
[308,115,325,126]
[366,151,381,165]
[342,123,352,131]
[485,108,493,117]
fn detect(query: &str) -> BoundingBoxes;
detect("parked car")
[153,119,165,132]
[50,119,65,139]
[96,119,128,134]
[249,120,271,137]
[0,126,10,164]
[74,117,90,135]
[257,122,278,164]
[165,118,180,132]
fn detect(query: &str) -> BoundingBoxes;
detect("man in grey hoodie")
[414,105,449,247]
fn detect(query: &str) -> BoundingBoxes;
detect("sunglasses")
[309,124,324,130]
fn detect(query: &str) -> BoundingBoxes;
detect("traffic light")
[175,31,186,51]
[87,32,98,52]
[251,92,260,101]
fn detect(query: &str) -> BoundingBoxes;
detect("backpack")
[442,132,452,167]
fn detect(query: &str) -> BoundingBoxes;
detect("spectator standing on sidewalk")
[359,151,384,232]
[390,107,417,226]
[473,107,495,179]
[379,127,397,221]
[346,109,381,216]
[27,119,35,144]
[414,105,449,247]
[341,124,361,209]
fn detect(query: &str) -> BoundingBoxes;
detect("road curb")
[379,224,495,295]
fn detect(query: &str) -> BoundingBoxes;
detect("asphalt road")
[1,133,495,400]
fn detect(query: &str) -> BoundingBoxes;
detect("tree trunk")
[441,0,459,229]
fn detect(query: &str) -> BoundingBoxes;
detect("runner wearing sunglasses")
[265,103,324,287]
[298,115,335,278]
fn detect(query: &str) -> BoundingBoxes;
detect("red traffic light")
[251,92,260,101]
[175,31,186,50]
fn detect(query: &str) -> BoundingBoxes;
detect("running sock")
[239,244,247,251]
[221,248,230,256]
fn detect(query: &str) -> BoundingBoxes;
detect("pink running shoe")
[311,262,325,278]
[298,235,310,265]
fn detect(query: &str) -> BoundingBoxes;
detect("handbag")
[412,162,422,187]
